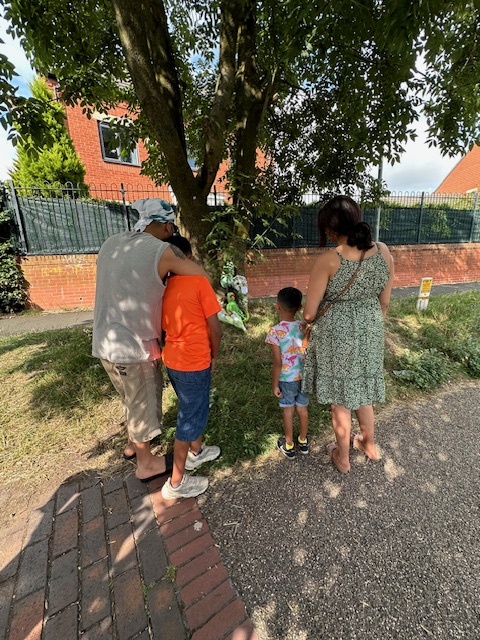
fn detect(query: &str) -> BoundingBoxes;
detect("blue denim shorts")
[166,367,211,442]
[278,380,309,408]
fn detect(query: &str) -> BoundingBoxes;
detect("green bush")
[0,210,28,313]
[449,341,480,377]
[392,348,450,390]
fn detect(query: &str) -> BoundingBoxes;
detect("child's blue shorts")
[278,380,309,408]
[166,367,211,442]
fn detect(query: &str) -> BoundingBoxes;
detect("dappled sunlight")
[420,480,440,494]
[249,599,276,640]
[293,548,307,566]
[355,497,368,508]
[322,479,342,498]
[383,457,405,481]
[296,509,308,526]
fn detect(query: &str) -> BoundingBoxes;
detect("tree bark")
[110,0,246,260]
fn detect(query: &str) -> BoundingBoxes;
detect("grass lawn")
[1,293,479,518]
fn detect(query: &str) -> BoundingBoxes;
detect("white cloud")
[378,120,463,193]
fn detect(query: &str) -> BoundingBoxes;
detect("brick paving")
[0,471,258,640]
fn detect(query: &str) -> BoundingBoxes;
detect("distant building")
[435,144,480,194]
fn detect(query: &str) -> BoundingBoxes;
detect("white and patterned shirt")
[265,320,306,382]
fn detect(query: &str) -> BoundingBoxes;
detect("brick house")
[45,76,229,203]
[435,144,480,194]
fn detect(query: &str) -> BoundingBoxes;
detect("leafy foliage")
[392,348,450,389]
[10,77,87,192]
[1,0,479,261]
[387,292,480,393]
[0,206,27,313]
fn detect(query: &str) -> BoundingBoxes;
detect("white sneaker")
[185,445,221,471]
[161,475,208,499]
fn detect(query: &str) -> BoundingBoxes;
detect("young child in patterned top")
[265,287,309,459]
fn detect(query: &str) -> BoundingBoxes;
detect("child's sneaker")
[185,445,221,470]
[161,474,208,499]
[297,436,309,455]
[277,437,296,459]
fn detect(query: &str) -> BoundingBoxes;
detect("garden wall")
[19,243,480,310]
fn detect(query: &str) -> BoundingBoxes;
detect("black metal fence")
[3,182,480,255]
[252,192,480,248]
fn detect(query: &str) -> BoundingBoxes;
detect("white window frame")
[98,120,140,166]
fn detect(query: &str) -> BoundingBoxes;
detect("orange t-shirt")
[161,275,221,371]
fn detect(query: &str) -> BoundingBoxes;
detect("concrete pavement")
[200,383,480,639]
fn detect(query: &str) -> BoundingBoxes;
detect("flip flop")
[326,442,350,474]
[123,435,162,460]
[138,453,174,483]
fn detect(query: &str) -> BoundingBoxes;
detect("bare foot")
[123,445,135,458]
[326,442,350,473]
[353,434,380,461]
[135,455,167,481]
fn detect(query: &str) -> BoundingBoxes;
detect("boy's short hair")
[165,235,192,257]
[277,287,302,311]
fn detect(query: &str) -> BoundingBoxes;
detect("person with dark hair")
[266,287,309,459]
[165,235,193,258]
[92,199,209,484]
[302,195,394,473]
[160,236,223,499]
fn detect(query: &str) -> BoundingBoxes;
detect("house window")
[98,121,140,166]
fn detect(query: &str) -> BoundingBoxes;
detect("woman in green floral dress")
[302,196,394,473]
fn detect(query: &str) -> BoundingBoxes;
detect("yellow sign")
[417,277,433,311]
[420,278,433,295]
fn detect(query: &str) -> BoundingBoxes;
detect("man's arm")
[157,245,211,281]
[206,313,223,373]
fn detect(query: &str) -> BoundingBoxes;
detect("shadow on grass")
[0,327,114,421]
[0,310,332,476]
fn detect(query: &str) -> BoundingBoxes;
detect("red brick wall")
[65,105,155,194]
[20,255,98,310]
[19,243,480,310]
[246,243,480,298]
[64,103,230,199]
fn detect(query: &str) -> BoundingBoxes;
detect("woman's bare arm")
[303,251,338,322]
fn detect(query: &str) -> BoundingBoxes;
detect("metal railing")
[3,181,480,255]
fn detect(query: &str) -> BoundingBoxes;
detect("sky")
[0,17,463,193]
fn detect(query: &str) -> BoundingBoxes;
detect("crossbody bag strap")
[313,248,366,321]
[302,249,366,349]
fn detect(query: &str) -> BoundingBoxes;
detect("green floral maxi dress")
[302,249,390,410]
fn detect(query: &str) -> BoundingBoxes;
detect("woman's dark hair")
[317,195,373,251]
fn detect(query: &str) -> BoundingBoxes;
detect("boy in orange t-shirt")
[161,236,223,500]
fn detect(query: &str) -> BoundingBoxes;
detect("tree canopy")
[1,0,479,263]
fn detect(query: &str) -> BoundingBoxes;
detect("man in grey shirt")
[92,198,209,483]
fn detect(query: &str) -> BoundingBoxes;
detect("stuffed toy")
[226,291,247,321]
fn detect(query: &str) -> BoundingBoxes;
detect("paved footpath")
[0,470,257,640]
[1,282,480,639]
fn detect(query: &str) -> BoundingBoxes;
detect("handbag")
[302,250,366,348]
